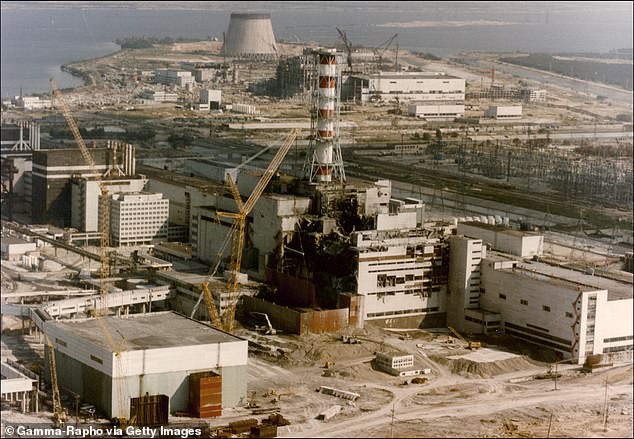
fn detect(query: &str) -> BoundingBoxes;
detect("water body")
[1,1,632,98]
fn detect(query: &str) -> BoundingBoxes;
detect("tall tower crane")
[374,33,399,71]
[336,27,353,71]
[49,78,110,315]
[49,80,132,423]
[197,129,299,333]
[44,335,67,427]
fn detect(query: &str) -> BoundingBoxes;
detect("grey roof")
[49,311,241,352]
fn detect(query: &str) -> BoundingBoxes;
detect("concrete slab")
[447,347,519,363]
[47,311,239,352]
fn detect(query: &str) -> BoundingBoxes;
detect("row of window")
[603,345,633,353]
[367,306,439,318]
[464,315,500,327]
[499,294,570,314]
[604,335,634,343]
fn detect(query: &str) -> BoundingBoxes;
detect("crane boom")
[218,129,299,332]
[50,78,110,313]
[336,27,353,70]
[45,336,67,427]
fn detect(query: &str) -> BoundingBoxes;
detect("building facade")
[348,72,465,104]
[353,213,449,327]
[43,312,248,419]
[31,148,111,227]
[109,192,169,246]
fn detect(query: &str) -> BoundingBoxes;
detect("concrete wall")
[447,236,485,332]
[408,103,465,119]
[457,223,543,257]
[479,259,609,363]
[376,211,416,231]
[52,351,246,418]
[49,350,113,418]
[299,308,348,334]
[366,74,465,102]
[243,296,350,335]
[597,298,633,355]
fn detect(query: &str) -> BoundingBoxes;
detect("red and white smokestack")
[314,49,337,182]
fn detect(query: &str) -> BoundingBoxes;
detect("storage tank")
[223,12,278,59]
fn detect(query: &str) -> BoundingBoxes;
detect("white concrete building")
[374,352,423,376]
[485,105,522,120]
[457,222,543,258]
[191,193,311,274]
[71,177,148,233]
[154,69,195,88]
[16,96,52,110]
[527,89,547,102]
[1,237,36,261]
[109,192,169,246]
[43,311,248,419]
[353,212,448,327]
[349,72,465,104]
[200,89,222,108]
[408,102,465,120]
[479,254,632,364]
[138,90,178,103]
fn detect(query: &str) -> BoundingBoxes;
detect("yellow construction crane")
[44,335,67,427]
[448,326,481,350]
[202,129,299,333]
[49,78,110,314]
[50,79,130,423]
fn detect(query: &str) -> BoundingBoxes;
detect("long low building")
[347,71,465,104]
[43,311,248,419]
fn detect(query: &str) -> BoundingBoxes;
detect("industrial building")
[31,148,112,227]
[1,236,36,261]
[346,72,465,104]
[200,89,222,109]
[223,12,278,59]
[446,223,633,365]
[1,121,41,155]
[138,90,178,103]
[154,69,195,88]
[456,221,543,258]
[71,176,147,233]
[408,102,465,120]
[15,96,52,110]
[109,192,169,246]
[478,253,633,364]
[353,211,449,328]
[42,311,248,419]
[374,352,424,377]
[485,105,523,120]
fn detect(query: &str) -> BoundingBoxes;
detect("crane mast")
[202,129,299,333]
[49,78,110,314]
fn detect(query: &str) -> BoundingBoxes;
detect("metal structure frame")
[304,48,346,184]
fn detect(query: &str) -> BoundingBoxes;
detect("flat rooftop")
[48,311,240,352]
[461,221,537,237]
[489,251,633,300]
[447,347,519,363]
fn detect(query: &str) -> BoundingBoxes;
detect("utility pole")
[389,404,395,438]
[546,411,553,438]
[602,374,609,431]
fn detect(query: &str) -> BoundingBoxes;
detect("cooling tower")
[224,12,278,59]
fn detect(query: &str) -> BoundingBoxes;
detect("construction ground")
[2,310,633,438]
[2,38,632,438]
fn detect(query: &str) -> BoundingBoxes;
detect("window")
[499,294,506,300]
[565,312,573,318]
[543,305,551,312]
[520,299,528,305]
